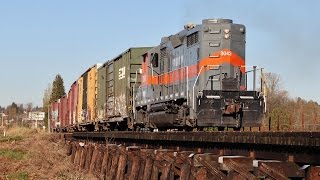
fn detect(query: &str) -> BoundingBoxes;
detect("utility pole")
[35,112,38,129]
[1,113,7,128]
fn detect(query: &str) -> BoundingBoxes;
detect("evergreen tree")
[50,74,66,103]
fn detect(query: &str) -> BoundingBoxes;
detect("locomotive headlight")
[224,29,230,34]
[224,34,231,39]
[240,27,246,34]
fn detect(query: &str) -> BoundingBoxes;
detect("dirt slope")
[0,127,95,180]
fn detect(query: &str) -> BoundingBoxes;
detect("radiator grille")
[187,32,198,47]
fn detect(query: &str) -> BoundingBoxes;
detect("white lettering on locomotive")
[220,50,232,56]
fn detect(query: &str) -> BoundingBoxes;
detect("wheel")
[233,127,241,131]
[184,126,194,132]
[217,127,225,131]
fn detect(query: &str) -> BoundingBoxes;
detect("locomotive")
[134,19,265,131]
[50,19,265,132]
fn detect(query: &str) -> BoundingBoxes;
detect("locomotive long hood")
[142,49,245,86]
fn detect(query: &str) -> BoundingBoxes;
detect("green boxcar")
[97,63,107,120]
[100,47,152,130]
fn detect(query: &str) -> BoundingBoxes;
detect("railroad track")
[63,131,320,179]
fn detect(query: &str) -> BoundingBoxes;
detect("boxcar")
[97,63,107,120]
[77,76,84,123]
[97,47,152,130]
[67,88,72,127]
[68,81,78,126]
[58,98,63,128]
[50,101,59,131]
[58,95,68,131]
[74,64,101,131]
[87,64,101,122]
[82,71,88,122]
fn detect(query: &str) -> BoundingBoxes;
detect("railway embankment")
[0,127,94,179]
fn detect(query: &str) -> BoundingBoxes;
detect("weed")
[0,149,27,160]
[7,171,29,180]
[56,170,69,180]
[0,135,23,142]
[6,127,38,137]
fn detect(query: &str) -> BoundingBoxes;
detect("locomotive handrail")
[192,65,220,110]
[241,65,267,113]
[186,66,189,105]
[241,65,263,91]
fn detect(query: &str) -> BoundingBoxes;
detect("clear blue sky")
[0,0,319,107]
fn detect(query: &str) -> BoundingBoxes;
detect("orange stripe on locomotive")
[141,48,245,86]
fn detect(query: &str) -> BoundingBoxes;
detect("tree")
[25,103,33,112]
[33,106,41,111]
[50,74,66,103]
[263,72,290,130]
[6,102,18,120]
[269,105,290,130]
[18,104,24,114]
[264,72,289,113]
[43,83,52,106]
[43,83,52,129]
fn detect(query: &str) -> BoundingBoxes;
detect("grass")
[6,127,38,136]
[0,127,39,142]
[0,135,23,142]
[7,171,29,180]
[56,170,70,179]
[0,149,27,160]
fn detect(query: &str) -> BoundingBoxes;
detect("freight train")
[50,19,266,132]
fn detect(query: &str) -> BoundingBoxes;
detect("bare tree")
[42,83,52,128]
[18,104,24,114]
[263,72,290,130]
[264,72,289,113]
[43,83,52,108]
[25,103,33,112]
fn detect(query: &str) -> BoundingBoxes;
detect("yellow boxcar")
[77,76,84,123]
[87,64,101,122]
